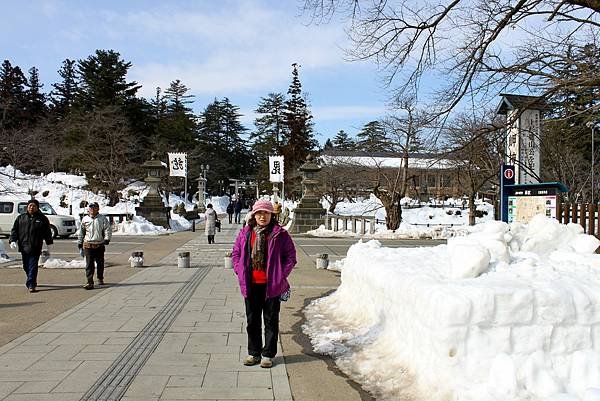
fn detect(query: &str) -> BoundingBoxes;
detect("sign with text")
[168,152,187,177]
[269,156,284,183]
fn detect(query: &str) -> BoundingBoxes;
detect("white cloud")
[111,1,348,97]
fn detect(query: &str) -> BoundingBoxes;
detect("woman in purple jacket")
[231,199,297,368]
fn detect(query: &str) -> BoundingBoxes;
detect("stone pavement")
[0,224,293,401]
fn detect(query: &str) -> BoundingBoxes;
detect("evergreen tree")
[152,80,197,153]
[0,60,28,128]
[356,120,388,152]
[283,63,317,195]
[251,92,287,155]
[24,66,47,122]
[332,130,355,151]
[323,138,334,150]
[196,98,254,193]
[50,59,78,118]
[76,49,141,109]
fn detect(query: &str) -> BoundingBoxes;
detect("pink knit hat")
[251,199,274,214]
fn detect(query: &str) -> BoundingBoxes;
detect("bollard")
[316,253,329,269]
[178,252,191,268]
[191,220,195,232]
[130,251,144,268]
[224,252,233,269]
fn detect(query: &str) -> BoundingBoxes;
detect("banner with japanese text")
[168,152,187,177]
[269,156,284,182]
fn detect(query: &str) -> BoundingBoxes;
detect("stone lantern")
[135,153,171,228]
[288,155,326,234]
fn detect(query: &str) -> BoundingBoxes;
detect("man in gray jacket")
[78,202,111,290]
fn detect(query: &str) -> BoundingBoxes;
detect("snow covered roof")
[320,151,458,170]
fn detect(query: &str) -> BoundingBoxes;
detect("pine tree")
[196,98,254,193]
[332,130,355,151]
[252,92,287,155]
[50,59,79,117]
[0,60,28,128]
[356,120,388,152]
[76,49,141,109]
[323,138,334,150]
[154,79,197,151]
[283,63,317,195]
[24,66,47,122]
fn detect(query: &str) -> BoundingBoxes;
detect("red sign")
[504,168,514,180]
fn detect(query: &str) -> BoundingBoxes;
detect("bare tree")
[444,112,504,225]
[64,106,139,205]
[318,154,371,213]
[303,0,600,117]
[372,98,433,229]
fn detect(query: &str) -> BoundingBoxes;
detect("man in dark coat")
[226,200,234,224]
[9,199,54,293]
[234,199,243,224]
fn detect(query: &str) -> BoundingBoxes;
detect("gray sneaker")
[243,355,260,366]
[260,357,273,368]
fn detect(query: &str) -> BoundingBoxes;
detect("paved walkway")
[0,224,292,401]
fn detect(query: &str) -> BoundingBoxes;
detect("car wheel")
[50,225,59,239]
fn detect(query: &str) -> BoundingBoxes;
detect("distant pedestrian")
[78,202,111,290]
[226,200,234,224]
[234,198,243,224]
[9,199,53,293]
[231,199,297,368]
[205,203,218,244]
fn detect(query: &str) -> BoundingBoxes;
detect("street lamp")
[586,121,599,203]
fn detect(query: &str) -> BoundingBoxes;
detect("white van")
[0,199,77,239]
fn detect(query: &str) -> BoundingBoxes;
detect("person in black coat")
[234,199,243,224]
[9,199,54,293]
[226,200,234,224]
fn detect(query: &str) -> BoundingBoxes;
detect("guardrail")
[79,213,134,225]
[324,214,378,234]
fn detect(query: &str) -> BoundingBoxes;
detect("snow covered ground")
[311,194,495,239]
[0,165,230,265]
[304,215,600,401]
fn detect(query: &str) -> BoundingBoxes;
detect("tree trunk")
[468,194,476,226]
[385,198,403,230]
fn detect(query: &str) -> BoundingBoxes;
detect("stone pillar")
[288,155,327,234]
[135,153,171,228]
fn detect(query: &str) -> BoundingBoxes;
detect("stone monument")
[135,153,171,228]
[288,155,326,234]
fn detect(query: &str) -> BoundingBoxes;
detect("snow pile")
[1,165,233,236]
[312,194,494,239]
[0,240,9,263]
[42,258,85,269]
[304,215,600,401]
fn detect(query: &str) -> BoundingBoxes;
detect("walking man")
[78,202,111,290]
[226,200,234,224]
[234,198,243,224]
[9,199,53,293]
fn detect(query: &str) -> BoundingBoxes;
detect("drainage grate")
[79,266,211,401]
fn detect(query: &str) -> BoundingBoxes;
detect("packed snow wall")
[304,216,600,401]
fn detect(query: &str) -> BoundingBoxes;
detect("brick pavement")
[0,224,292,401]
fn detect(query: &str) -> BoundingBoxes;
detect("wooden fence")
[557,203,600,238]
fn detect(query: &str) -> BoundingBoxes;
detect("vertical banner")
[269,156,284,183]
[168,153,187,177]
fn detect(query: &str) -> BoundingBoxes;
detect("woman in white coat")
[204,203,218,244]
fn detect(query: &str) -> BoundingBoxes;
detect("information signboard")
[502,183,567,223]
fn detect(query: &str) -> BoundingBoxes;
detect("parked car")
[0,199,77,238]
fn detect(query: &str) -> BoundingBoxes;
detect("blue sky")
[1,0,390,145]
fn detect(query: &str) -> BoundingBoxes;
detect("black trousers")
[84,246,105,284]
[245,283,281,358]
[228,213,233,223]
[207,235,215,244]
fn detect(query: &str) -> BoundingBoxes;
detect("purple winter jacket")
[231,224,297,298]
